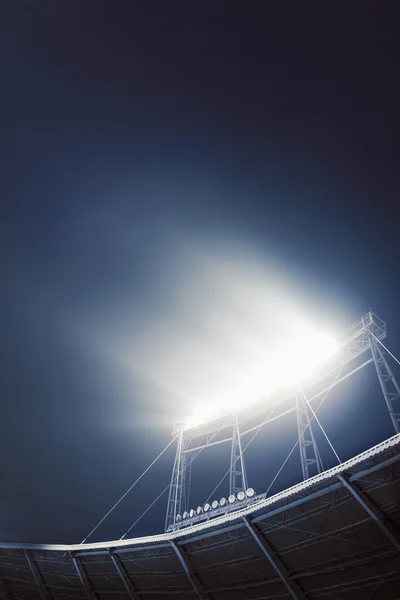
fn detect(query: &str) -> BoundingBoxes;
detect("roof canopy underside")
[1,433,400,599]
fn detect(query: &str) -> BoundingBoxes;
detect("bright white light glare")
[112,241,343,433]
[182,324,338,428]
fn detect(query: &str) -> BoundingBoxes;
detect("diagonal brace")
[71,554,97,600]
[25,550,50,600]
[170,541,207,599]
[338,474,400,553]
[109,551,141,599]
[243,516,308,600]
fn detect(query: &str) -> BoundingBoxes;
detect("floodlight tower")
[165,413,248,531]
[165,312,400,532]
[229,413,248,496]
[296,391,323,480]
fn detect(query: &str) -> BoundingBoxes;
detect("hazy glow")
[182,323,337,428]
[107,236,343,431]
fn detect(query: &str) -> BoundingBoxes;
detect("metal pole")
[235,412,248,492]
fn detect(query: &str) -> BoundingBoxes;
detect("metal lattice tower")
[165,312,400,532]
[229,413,248,496]
[165,432,193,530]
[370,334,400,433]
[296,391,323,480]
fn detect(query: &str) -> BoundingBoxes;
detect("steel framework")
[165,312,400,532]
[1,433,400,600]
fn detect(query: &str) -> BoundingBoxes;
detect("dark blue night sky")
[0,2,399,544]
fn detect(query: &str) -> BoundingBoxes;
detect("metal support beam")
[170,540,207,600]
[109,551,141,599]
[296,391,322,480]
[338,474,400,553]
[243,516,308,600]
[166,430,192,531]
[370,335,400,433]
[229,412,248,496]
[25,550,49,600]
[71,554,97,600]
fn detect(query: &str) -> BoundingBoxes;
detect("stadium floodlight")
[181,320,338,428]
[237,491,245,501]
[220,497,227,506]
[246,488,255,497]
[182,511,189,519]
[196,506,203,515]
[176,514,181,521]
[204,503,211,512]
[228,494,236,504]
[189,509,195,518]
[211,500,219,509]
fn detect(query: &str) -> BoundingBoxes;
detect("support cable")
[370,331,400,366]
[299,386,342,464]
[81,433,179,544]
[120,421,230,539]
[265,367,343,496]
[204,404,280,504]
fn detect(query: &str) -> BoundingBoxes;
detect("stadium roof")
[1,433,400,599]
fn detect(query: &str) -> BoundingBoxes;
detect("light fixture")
[246,488,255,497]
[212,500,219,509]
[237,491,245,501]
[228,494,236,504]
[196,506,203,515]
[219,497,227,506]
[189,509,195,518]
[204,503,211,512]
[182,511,189,519]
[176,514,181,521]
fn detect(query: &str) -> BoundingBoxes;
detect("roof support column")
[338,474,400,552]
[71,554,97,600]
[170,541,207,600]
[24,550,50,600]
[109,551,141,599]
[242,516,308,600]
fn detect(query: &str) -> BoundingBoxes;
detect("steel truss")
[1,435,399,600]
[296,391,323,480]
[229,413,248,496]
[165,312,400,532]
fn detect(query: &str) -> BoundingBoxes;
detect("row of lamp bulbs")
[176,488,255,521]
